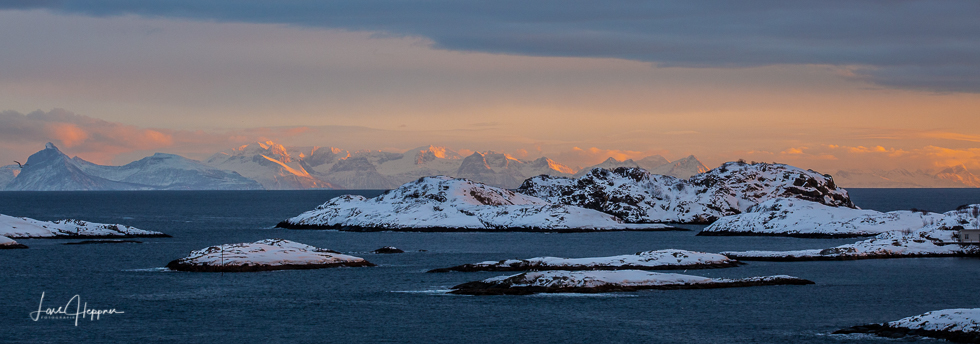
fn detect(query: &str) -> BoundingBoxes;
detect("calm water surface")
[0,189,978,343]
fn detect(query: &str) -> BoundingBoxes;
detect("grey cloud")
[5,1,980,92]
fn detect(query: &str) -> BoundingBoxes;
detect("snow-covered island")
[449,270,814,295]
[0,214,169,238]
[835,308,980,343]
[722,204,980,260]
[517,162,854,224]
[0,236,27,249]
[277,176,680,232]
[698,198,941,238]
[165,239,375,272]
[428,249,739,272]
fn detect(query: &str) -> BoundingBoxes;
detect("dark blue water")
[1,189,978,343]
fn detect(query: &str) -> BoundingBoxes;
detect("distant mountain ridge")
[833,166,980,188]
[4,143,261,191]
[6,141,974,190]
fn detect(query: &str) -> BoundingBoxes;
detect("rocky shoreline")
[727,250,980,262]
[165,239,376,273]
[696,231,873,239]
[276,221,686,232]
[165,259,376,272]
[834,323,980,343]
[449,271,814,295]
[428,249,740,273]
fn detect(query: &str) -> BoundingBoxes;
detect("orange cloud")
[756,144,980,174]
[46,123,89,148]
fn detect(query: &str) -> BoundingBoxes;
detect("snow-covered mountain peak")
[44,142,57,150]
[205,141,332,189]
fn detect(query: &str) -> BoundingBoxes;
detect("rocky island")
[722,204,980,260]
[449,270,814,295]
[0,214,169,238]
[835,308,980,343]
[517,161,854,224]
[166,239,375,272]
[429,249,739,272]
[277,176,679,232]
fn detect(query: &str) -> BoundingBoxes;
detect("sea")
[0,188,978,343]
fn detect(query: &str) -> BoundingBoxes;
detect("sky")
[1,1,979,172]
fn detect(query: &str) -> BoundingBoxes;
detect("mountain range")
[2,141,977,190]
[833,166,980,188]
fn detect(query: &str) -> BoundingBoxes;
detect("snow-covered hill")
[699,198,940,237]
[278,176,676,231]
[205,141,333,189]
[722,204,980,260]
[518,161,854,224]
[5,143,261,191]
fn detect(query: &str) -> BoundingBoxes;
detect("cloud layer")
[7,1,980,92]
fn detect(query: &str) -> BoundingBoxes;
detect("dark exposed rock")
[450,273,814,295]
[373,246,404,254]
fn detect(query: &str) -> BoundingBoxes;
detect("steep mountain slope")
[935,165,980,187]
[206,141,334,189]
[0,164,19,189]
[518,161,854,223]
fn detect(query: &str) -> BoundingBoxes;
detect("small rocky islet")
[428,249,740,273]
[165,239,375,272]
[835,308,980,343]
[449,270,814,295]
